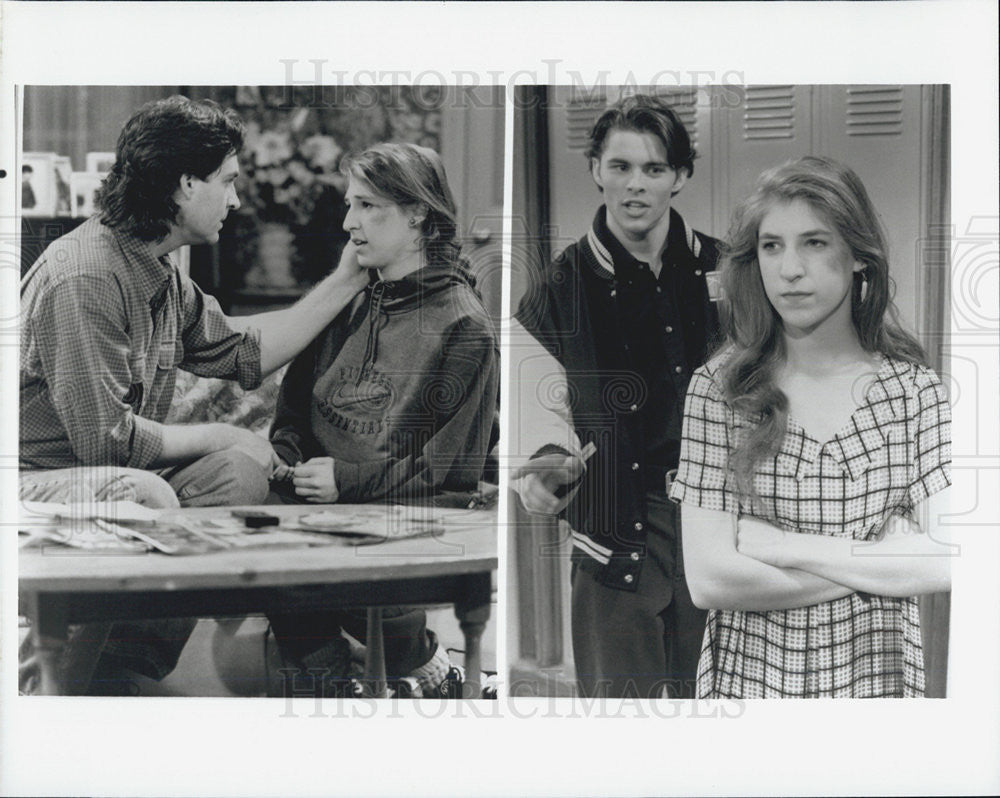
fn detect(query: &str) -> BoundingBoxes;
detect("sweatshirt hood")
[365,259,477,312]
[355,259,478,382]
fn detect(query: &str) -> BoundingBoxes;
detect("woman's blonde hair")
[718,156,926,499]
[342,142,462,268]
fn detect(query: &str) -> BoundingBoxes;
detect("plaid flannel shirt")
[20,217,261,470]
[670,353,951,698]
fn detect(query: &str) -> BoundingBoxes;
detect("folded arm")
[737,489,952,597]
[682,504,855,611]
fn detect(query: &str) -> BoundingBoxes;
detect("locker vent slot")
[650,87,699,147]
[744,85,795,140]
[565,90,608,152]
[846,85,904,136]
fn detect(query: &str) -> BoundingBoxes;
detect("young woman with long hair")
[670,156,951,698]
[266,142,499,697]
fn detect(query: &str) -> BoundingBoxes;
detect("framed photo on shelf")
[52,155,73,216]
[21,152,57,216]
[85,151,116,173]
[70,171,105,218]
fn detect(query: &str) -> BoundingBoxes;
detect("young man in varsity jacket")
[515,94,721,699]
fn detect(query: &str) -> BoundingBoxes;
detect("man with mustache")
[19,96,367,693]
[515,94,721,699]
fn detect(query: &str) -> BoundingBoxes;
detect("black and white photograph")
[0,2,997,797]
[16,84,503,700]
[84,150,116,174]
[68,169,103,218]
[507,84,953,700]
[20,151,57,217]
[51,154,72,217]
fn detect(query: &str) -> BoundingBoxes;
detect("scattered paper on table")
[21,500,162,524]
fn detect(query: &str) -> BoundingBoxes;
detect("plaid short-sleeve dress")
[670,354,951,698]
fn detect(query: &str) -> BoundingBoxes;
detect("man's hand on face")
[513,452,586,516]
[331,241,368,292]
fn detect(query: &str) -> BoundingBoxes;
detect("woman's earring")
[408,217,418,228]
[860,270,869,303]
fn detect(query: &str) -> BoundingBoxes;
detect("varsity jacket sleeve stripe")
[571,529,612,564]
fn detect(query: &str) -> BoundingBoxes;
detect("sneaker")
[387,676,423,699]
[428,664,498,699]
[481,672,499,700]
[268,634,358,698]
[404,643,452,696]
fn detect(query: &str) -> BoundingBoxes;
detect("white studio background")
[1,2,998,796]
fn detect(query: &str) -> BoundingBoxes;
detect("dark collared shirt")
[588,206,715,475]
[20,217,261,470]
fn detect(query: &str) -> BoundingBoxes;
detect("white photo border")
[1,2,997,797]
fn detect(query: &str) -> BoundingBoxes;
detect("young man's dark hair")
[96,95,245,241]
[515,90,720,700]
[585,93,697,186]
[20,93,371,696]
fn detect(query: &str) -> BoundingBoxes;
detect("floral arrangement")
[239,109,346,227]
[213,86,443,287]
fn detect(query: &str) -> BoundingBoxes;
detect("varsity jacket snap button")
[695,269,703,276]
[629,404,637,412]
[634,521,643,531]
[631,462,639,471]
[664,325,673,333]
[610,289,616,298]
[674,366,683,374]
[630,552,640,561]
[624,574,634,584]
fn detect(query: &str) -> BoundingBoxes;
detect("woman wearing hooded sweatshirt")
[266,142,499,697]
